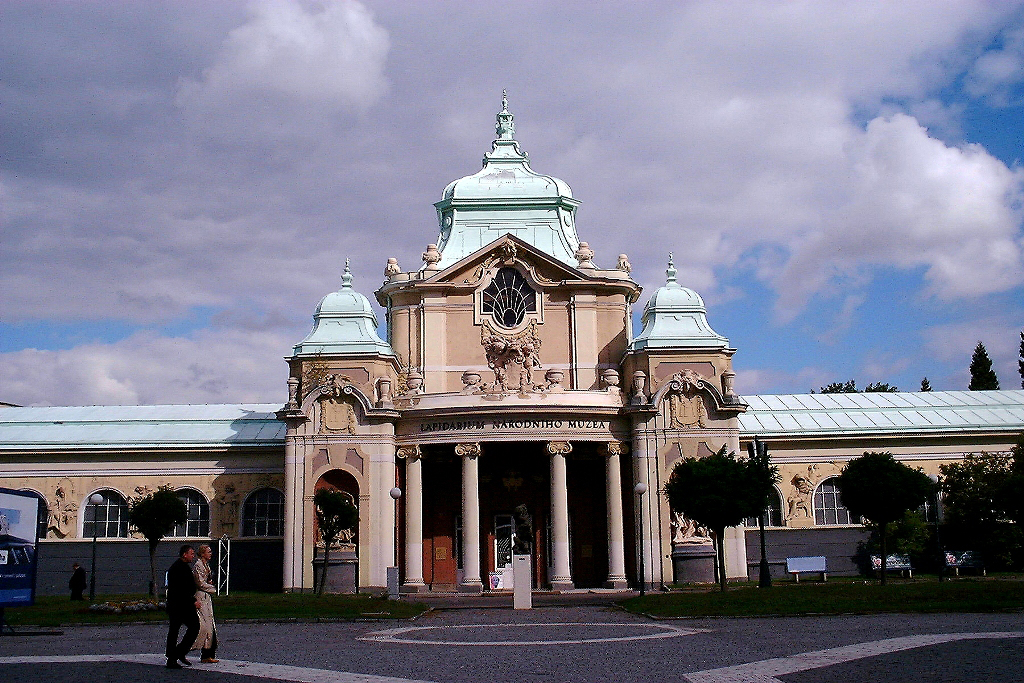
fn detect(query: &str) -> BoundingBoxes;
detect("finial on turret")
[495,89,515,140]
[341,258,353,289]
[666,253,678,286]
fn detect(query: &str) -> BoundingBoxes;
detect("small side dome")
[291,261,396,357]
[629,254,729,350]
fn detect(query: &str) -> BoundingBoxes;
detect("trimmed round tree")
[129,488,187,597]
[665,448,761,591]
[837,452,933,584]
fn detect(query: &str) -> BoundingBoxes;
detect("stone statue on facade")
[671,511,713,545]
[788,468,815,520]
[480,321,544,394]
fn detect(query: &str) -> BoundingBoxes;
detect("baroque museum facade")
[3,99,1024,594]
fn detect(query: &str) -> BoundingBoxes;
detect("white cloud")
[0,328,291,406]
[175,0,389,139]
[967,25,1024,105]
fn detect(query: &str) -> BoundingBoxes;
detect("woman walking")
[191,544,219,663]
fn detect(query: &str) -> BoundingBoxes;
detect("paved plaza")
[2,603,1023,683]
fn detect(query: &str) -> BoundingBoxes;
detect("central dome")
[432,93,582,269]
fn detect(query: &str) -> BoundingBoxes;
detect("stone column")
[457,443,483,593]
[632,427,656,589]
[398,446,425,592]
[548,441,574,591]
[282,435,300,591]
[604,441,628,589]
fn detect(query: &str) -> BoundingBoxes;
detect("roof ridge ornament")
[342,258,353,289]
[666,253,680,288]
[496,89,515,141]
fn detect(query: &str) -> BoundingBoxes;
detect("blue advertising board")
[0,488,40,607]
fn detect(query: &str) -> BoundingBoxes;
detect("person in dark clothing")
[165,545,200,669]
[69,563,87,601]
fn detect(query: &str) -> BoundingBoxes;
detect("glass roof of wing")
[739,390,1024,436]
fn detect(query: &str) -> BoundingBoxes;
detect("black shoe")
[178,656,193,667]
[166,660,182,669]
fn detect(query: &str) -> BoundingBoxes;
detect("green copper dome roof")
[629,255,729,350]
[292,261,395,357]
[432,92,582,269]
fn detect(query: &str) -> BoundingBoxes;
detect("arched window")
[481,268,536,328]
[20,490,48,539]
[83,490,130,538]
[242,488,285,537]
[813,478,858,525]
[171,489,210,538]
[744,488,784,527]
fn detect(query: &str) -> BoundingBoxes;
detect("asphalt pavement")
[1,601,1022,682]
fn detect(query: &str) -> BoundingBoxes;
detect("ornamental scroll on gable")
[318,374,357,434]
[666,369,709,428]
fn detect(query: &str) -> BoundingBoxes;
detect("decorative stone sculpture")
[460,370,483,393]
[543,368,565,392]
[286,376,299,410]
[616,254,632,273]
[376,377,393,408]
[667,369,709,428]
[601,368,621,391]
[421,244,441,270]
[630,370,648,405]
[404,370,424,394]
[480,320,543,394]
[384,257,401,278]
[671,511,713,545]
[788,468,815,520]
[574,241,595,269]
[47,486,78,538]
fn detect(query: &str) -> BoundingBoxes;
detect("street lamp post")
[927,474,943,581]
[633,482,648,597]
[87,492,104,602]
[388,487,402,600]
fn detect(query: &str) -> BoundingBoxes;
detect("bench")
[870,554,913,578]
[786,556,828,582]
[944,550,986,576]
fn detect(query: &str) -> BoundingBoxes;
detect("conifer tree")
[969,342,1000,390]
[920,377,932,392]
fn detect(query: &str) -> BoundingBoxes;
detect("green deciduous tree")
[129,488,187,597]
[969,342,1000,390]
[941,446,1023,569]
[313,489,358,595]
[665,447,762,591]
[836,452,933,584]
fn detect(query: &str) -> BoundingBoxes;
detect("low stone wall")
[33,538,283,597]
[743,526,869,580]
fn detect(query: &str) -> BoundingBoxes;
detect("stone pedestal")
[672,544,716,584]
[312,548,358,594]
[513,554,532,609]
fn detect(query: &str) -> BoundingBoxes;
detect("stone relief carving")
[667,369,709,428]
[546,441,573,456]
[787,465,817,520]
[318,374,357,434]
[671,511,713,545]
[480,320,545,394]
[396,445,420,461]
[455,443,481,459]
[605,441,630,457]
[215,484,240,535]
[47,485,78,538]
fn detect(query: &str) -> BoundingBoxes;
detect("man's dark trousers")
[166,557,199,662]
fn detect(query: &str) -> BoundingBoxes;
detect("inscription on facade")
[419,418,609,433]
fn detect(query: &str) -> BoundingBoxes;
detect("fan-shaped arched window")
[171,489,211,537]
[83,490,130,538]
[744,487,784,527]
[242,488,285,537]
[482,268,536,328]
[813,478,859,525]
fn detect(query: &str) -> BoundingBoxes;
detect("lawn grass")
[3,592,427,627]
[620,576,1024,618]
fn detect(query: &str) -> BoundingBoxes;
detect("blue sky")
[1,1,1023,405]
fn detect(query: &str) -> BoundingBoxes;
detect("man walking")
[165,545,200,669]
[69,563,87,601]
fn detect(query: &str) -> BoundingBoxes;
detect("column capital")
[546,441,573,456]
[455,442,481,459]
[396,445,420,461]
[605,441,630,457]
